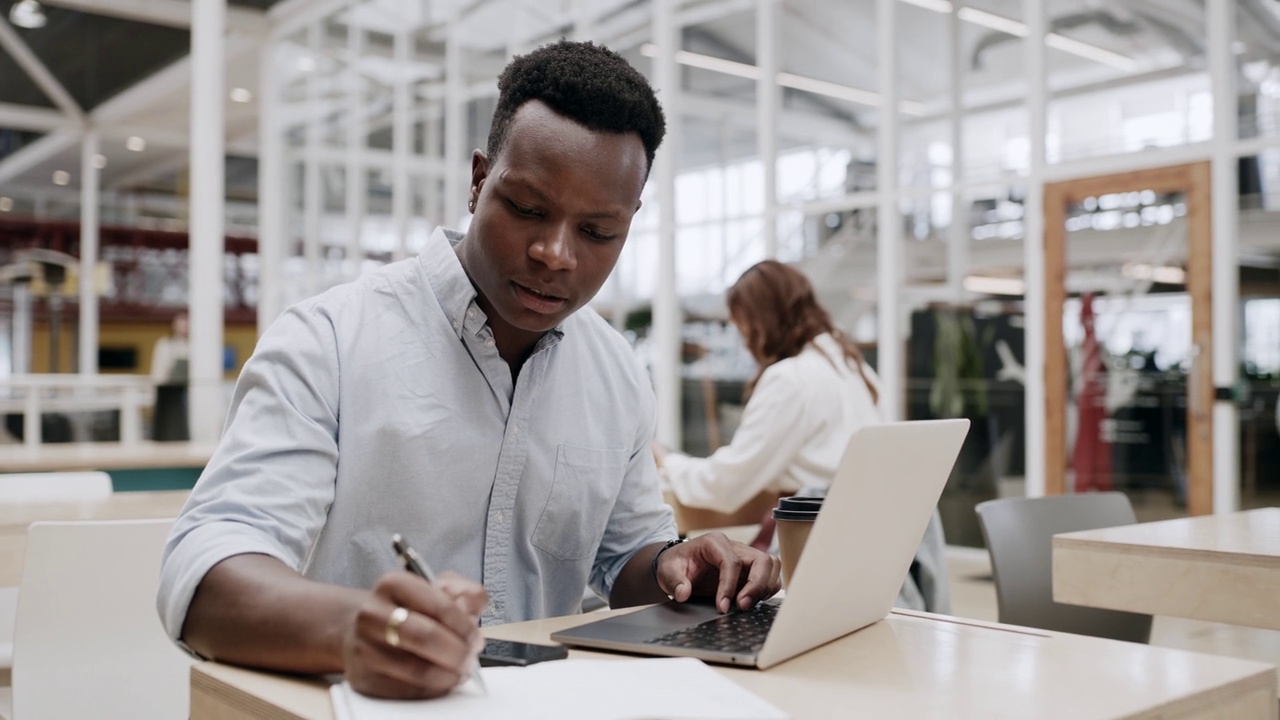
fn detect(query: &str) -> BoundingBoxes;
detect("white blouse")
[662,333,884,513]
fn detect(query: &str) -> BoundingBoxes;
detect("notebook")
[330,657,787,720]
[551,419,970,669]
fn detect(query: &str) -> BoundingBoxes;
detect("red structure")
[1072,293,1114,493]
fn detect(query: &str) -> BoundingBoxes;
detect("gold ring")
[385,606,410,648]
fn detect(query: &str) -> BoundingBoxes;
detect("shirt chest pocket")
[532,444,628,561]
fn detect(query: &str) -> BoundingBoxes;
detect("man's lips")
[512,282,569,314]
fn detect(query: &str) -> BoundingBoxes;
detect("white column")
[947,4,968,299]
[78,129,99,375]
[653,0,682,447]
[1208,0,1239,513]
[346,19,366,272]
[757,0,778,259]
[189,0,227,443]
[257,36,285,333]
[444,22,465,225]
[12,282,31,374]
[392,28,411,261]
[425,107,442,227]
[1023,0,1048,497]
[876,0,902,422]
[303,21,322,293]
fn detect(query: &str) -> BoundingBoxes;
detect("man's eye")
[510,201,540,216]
[584,228,617,242]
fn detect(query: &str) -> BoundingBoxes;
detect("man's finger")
[736,552,776,610]
[711,540,742,614]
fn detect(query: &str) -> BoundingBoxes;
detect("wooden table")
[190,607,1278,719]
[0,490,189,586]
[0,441,215,473]
[1054,508,1280,630]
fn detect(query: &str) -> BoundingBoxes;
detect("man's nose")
[530,224,576,271]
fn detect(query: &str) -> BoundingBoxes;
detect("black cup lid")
[772,507,820,521]
[778,496,825,511]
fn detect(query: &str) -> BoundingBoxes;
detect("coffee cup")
[772,496,823,590]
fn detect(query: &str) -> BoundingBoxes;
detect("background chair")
[975,492,1152,643]
[667,490,784,537]
[6,519,191,719]
[0,471,112,504]
[0,471,115,691]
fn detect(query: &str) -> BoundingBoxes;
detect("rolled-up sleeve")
[589,362,677,600]
[157,305,342,640]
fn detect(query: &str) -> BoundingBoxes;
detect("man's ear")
[469,149,490,207]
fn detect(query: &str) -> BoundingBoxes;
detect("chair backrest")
[975,493,1152,643]
[670,490,784,536]
[0,472,112,504]
[12,519,192,719]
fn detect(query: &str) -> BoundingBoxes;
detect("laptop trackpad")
[559,601,723,643]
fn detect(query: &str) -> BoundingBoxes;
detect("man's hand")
[656,533,781,613]
[344,571,488,699]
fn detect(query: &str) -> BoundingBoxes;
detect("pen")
[391,533,490,696]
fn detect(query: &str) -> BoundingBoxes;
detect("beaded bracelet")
[650,537,685,594]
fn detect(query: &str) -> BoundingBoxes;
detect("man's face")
[458,101,647,350]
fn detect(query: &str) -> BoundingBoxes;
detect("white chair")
[5,519,191,719]
[0,471,114,691]
[0,472,112,504]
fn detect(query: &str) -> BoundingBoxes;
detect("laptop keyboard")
[643,598,782,654]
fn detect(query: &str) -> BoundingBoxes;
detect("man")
[158,40,780,700]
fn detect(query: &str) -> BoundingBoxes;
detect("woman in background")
[655,260,950,613]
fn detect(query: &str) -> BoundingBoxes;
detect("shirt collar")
[421,227,478,341]
[420,226,567,346]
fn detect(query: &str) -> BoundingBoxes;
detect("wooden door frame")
[1044,161,1214,515]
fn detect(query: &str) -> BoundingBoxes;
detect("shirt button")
[467,308,476,319]
[484,337,494,347]
[497,511,506,524]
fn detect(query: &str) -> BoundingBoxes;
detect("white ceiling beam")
[269,0,353,41]
[680,91,867,149]
[91,33,258,125]
[38,0,265,34]
[0,103,77,132]
[0,34,259,191]
[0,15,85,122]
[0,129,80,185]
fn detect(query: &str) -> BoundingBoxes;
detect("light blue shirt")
[158,228,676,640]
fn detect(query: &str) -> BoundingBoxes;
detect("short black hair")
[486,39,666,171]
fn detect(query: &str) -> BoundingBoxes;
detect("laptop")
[551,418,970,669]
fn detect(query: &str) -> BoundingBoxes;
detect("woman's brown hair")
[726,260,878,404]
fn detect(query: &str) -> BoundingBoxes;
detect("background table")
[1053,507,1280,630]
[191,606,1278,719]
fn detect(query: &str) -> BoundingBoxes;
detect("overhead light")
[898,0,953,12]
[126,136,146,152]
[229,87,253,103]
[297,55,317,73]
[639,44,927,116]
[963,275,1026,296]
[92,154,107,169]
[0,197,12,212]
[52,170,70,186]
[957,7,1030,37]
[8,0,47,29]
[1045,34,1138,72]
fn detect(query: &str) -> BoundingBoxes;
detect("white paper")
[330,657,788,720]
